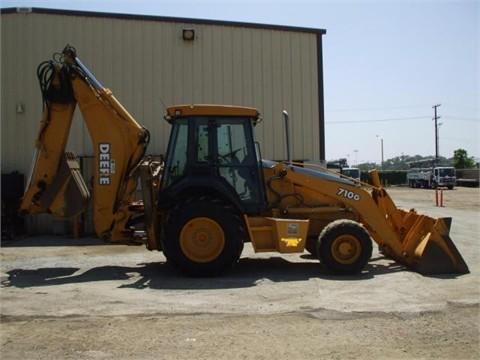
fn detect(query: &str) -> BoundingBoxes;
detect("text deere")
[99,143,115,185]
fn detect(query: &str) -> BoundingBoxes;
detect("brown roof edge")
[0,7,326,35]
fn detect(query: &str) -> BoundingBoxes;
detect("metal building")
[1,7,326,234]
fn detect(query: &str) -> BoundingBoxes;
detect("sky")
[1,0,479,164]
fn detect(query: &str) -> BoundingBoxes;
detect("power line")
[443,136,479,142]
[326,104,429,113]
[326,116,430,124]
[443,115,480,122]
[326,115,479,124]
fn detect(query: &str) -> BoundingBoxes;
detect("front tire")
[317,219,372,275]
[162,197,245,276]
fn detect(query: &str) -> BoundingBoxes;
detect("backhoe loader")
[20,45,469,277]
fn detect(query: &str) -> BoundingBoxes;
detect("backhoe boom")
[21,45,151,241]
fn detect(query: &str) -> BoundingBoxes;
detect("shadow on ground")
[1,255,408,290]
[1,236,131,247]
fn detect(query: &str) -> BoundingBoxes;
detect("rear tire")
[162,197,245,276]
[317,219,372,275]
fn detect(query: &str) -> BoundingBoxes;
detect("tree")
[453,149,475,169]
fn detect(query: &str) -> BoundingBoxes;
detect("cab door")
[213,117,266,213]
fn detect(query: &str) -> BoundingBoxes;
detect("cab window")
[163,120,188,186]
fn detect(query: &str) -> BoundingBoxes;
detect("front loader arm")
[279,165,404,254]
[21,46,150,241]
[269,163,468,275]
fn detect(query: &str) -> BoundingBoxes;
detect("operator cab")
[160,105,266,214]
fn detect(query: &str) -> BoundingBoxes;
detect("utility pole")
[433,104,441,164]
[376,135,384,170]
[380,138,384,169]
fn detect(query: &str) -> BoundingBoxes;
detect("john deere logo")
[99,143,114,185]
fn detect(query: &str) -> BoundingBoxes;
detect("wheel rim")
[180,217,225,263]
[331,234,361,265]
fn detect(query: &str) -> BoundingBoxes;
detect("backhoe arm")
[20,59,89,218]
[20,46,150,241]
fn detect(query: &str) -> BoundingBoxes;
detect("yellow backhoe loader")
[20,45,469,277]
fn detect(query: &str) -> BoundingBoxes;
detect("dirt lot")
[1,187,479,359]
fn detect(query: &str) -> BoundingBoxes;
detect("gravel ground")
[1,187,479,359]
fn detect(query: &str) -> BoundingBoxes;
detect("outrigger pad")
[39,152,90,218]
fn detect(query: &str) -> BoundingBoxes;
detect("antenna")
[158,97,167,113]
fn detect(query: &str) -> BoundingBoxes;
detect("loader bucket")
[368,173,468,275]
[400,216,469,275]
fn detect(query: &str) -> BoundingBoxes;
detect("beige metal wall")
[1,9,322,234]
[2,10,321,169]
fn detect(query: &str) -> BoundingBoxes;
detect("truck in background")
[325,160,361,183]
[407,166,456,189]
[341,167,361,181]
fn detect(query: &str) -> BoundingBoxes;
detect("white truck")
[407,167,456,189]
[341,167,361,181]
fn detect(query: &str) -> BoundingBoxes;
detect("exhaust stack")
[283,110,291,164]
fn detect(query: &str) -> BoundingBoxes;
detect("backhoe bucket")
[398,215,469,275]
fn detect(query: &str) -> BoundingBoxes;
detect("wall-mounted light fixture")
[16,7,32,13]
[16,103,25,114]
[182,28,195,41]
